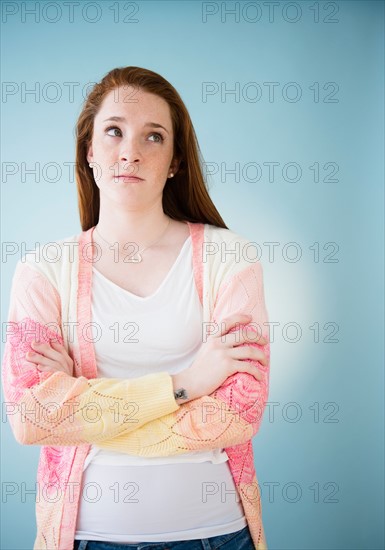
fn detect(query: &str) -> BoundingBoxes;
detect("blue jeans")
[73,525,254,550]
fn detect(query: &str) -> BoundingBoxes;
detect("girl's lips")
[117,176,144,181]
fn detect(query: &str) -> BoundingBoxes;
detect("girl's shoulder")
[202,222,254,248]
[200,222,262,281]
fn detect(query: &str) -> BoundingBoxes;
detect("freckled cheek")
[146,154,169,169]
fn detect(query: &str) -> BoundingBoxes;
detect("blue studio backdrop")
[1,1,384,549]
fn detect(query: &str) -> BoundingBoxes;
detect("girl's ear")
[171,157,181,176]
[86,144,93,164]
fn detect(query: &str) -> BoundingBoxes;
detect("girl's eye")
[104,127,164,143]
[148,132,164,144]
[105,126,122,137]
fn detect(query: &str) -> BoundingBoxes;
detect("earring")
[169,173,174,178]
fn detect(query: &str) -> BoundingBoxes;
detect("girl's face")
[87,85,178,209]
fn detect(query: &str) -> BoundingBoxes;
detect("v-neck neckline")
[77,220,205,379]
[91,235,191,301]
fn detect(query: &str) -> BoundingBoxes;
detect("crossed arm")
[2,260,270,452]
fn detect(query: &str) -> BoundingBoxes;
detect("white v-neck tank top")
[74,235,247,542]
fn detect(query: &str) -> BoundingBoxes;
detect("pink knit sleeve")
[1,261,179,446]
[210,260,270,438]
[96,260,271,456]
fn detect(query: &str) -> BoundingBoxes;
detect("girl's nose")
[119,138,143,164]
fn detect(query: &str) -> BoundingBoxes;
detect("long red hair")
[74,66,228,231]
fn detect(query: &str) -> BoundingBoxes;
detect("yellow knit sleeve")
[2,261,180,446]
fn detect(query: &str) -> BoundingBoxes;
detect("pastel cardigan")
[2,221,271,550]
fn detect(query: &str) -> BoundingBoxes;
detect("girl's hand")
[172,313,269,403]
[25,340,74,377]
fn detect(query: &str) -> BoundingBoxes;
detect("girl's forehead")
[95,89,173,127]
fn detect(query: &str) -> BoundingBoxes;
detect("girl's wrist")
[171,371,196,404]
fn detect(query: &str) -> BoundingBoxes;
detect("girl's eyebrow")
[102,116,169,134]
